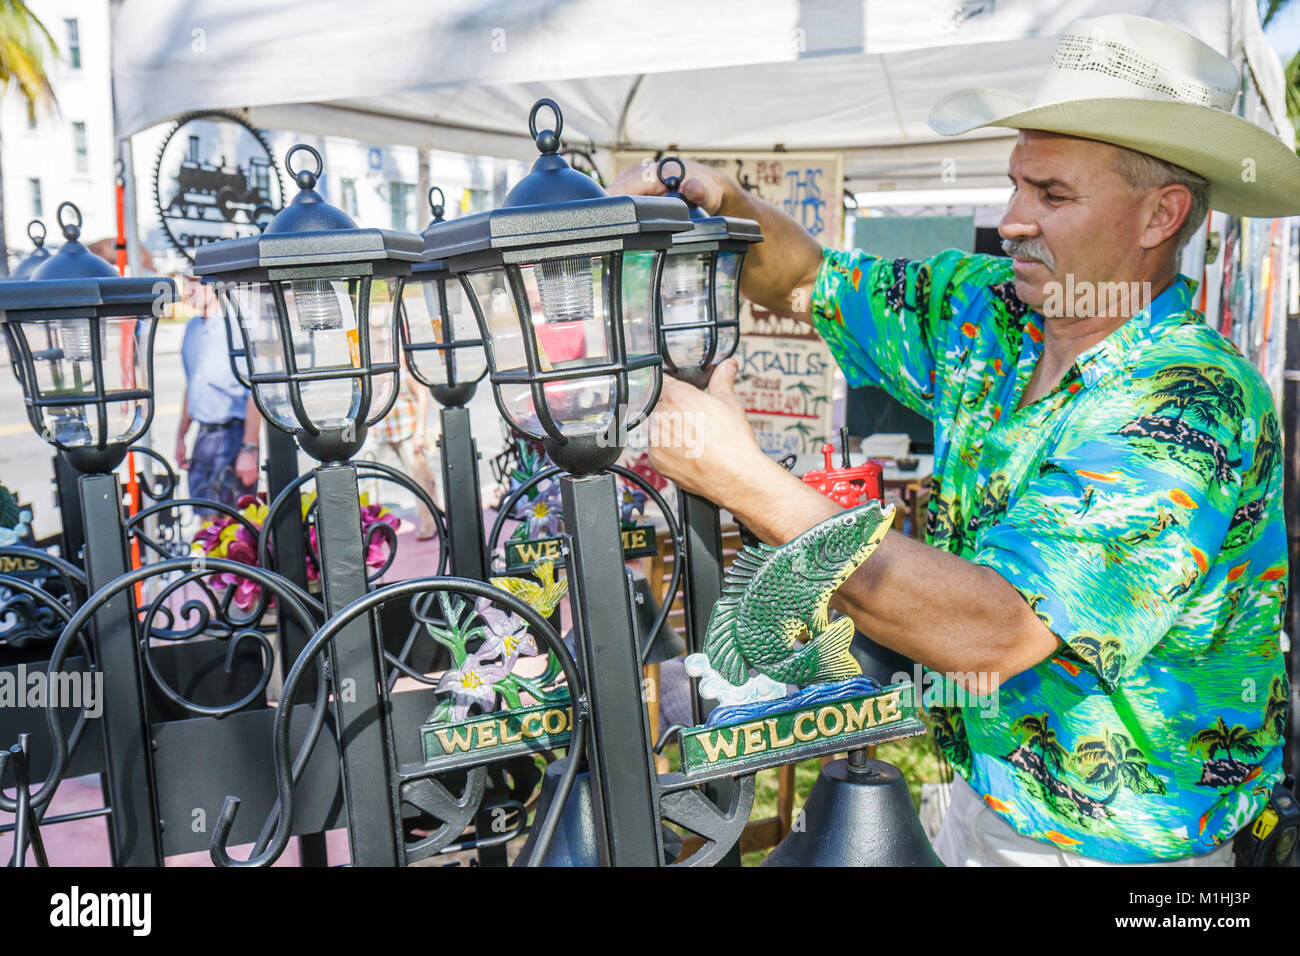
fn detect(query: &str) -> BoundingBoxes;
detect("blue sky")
[1264,3,1300,60]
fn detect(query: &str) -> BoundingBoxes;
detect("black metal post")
[438,406,487,581]
[561,472,661,866]
[78,470,164,866]
[53,453,85,564]
[679,491,724,726]
[435,405,505,864]
[314,462,401,867]
[266,427,312,676]
[264,425,330,868]
[678,489,742,867]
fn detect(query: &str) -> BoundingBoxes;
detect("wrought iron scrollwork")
[487,463,683,665]
[19,556,325,863]
[127,444,181,504]
[0,548,86,648]
[211,576,587,868]
[258,459,449,584]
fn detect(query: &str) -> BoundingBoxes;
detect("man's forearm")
[724,460,1059,681]
[716,188,824,319]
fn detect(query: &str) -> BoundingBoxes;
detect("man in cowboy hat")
[612,14,1297,865]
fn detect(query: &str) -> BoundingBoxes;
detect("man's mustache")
[1001,238,1056,272]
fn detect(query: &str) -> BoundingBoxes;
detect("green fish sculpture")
[702,496,894,697]
[697,500,894,696]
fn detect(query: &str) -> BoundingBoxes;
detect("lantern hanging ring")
[27,220,46,247]
[528,98,563,153]
[657,157,686,192]
[284,143,323,189]
[56,202,82,241]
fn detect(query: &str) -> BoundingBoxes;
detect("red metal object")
[800,442,883,509]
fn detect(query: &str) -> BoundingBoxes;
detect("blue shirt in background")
[180,315,250,425]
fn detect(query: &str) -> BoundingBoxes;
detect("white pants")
[933,774,1237,867]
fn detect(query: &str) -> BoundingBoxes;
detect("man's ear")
[1139,183,1194,251]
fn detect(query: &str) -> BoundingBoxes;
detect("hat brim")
[929,90,1300,217]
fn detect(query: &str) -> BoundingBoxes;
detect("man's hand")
[235,448,258,486]
[606,158,824,317]
[648,359,775,505]
[606,158,733,216]
[175,436,189,471]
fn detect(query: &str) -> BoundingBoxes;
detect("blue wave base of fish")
[704,676,883,728]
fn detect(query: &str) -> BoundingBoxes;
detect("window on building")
[65,19,80,70]
[389,182,415,231]
[340,178,358,217]
[72,122,88,173]
[29,179,42,219]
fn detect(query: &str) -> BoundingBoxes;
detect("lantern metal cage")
[655,157,762,389]
[400,186,489,408]
[426,99,691,473]
[0,202,168,474]
[194,144,423,463]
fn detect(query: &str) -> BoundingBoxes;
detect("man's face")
[998,130,1147,316]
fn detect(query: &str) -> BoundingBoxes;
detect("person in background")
[175,281,260,510]
[367,361,439,539]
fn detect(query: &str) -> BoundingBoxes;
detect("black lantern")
[401,186,488,408]
[655,157,761,389]
[0,202,169,474]
[426,99,690,474]
[11,219,54,278]
[193,144,422,463]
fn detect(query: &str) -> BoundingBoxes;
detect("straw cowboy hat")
[928,14,1300,217]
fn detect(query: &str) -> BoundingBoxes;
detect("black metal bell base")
[762,756,943,867]
[296,424,367,464]
[515,759,681,866]
[432,381,478,408]
[60,443,129,475]
[541,431,621,475]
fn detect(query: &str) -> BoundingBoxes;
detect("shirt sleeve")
[809,248,1001,421]
[970,383,1243,693]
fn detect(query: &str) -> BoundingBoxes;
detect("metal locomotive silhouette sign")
[151,110,285,263]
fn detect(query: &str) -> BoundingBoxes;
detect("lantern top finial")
[10,221,53,278]
[656,156,709,222]
[26,203,122,283]
[428,186,445,225]
[57,201,81,242]
[502,99,607,207]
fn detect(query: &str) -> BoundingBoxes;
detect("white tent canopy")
[112,0,1292,190]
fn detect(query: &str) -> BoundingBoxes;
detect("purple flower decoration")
[435,652,507,721]
[474,598,538,670]
[618,484,648,525]
[512,482,563,538]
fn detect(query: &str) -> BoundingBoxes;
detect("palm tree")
[1259,1,1300,139]
[1264,677,1288,740]
[0,0,59,274]
[783,420,814,453]
[1190,715,1264,762]
[1072,728,1166,803]
[785,381,816,416]
[1012,713,1070,773]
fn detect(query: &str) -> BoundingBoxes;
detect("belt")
[196,419,244,432]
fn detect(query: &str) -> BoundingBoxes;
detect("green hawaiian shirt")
[811,248,1289,863]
